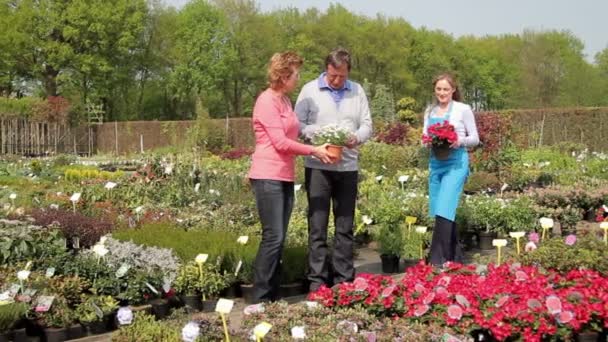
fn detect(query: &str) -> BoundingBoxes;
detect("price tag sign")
[145,282,159,295]
[234,260,243,276]
[35,296,55,312]
[45,267,55,278]
[215,298,234,314]
[115,264,130,278]
[254,322,272,338]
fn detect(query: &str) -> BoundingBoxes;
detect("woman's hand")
[312,143,334,163]
[450,139,460,148]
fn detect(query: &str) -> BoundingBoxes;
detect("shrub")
[359,142,422,176]
[518,233,608,274]
[31,209,113,248]
[0,221,66,265]
[0,302,28,332]
[375,223,403,256]
[463,171,500,193]
[374,122,410,145]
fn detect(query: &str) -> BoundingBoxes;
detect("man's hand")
[345,135,358,149]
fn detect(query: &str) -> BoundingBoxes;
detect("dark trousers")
[429,215,464,266]
[251,179,294,303]
[305,168,358,291]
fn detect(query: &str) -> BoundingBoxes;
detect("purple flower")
[565,234,577,246]
[528,232,540,243]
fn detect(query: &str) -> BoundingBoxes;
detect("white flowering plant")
[312,124,351,146]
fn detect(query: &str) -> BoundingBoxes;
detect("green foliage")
[518,233,608,274]
[464,171,501,193]
[35,296,74,329]
[402,228,431,260]
[370,83,395,121]
[0,224,66,265]
[375,223,403,256]
[280,245,307,284]
[0,302,28,332]
[359,142,423,176]
[173,262,227,298]
[396,97,419,124]
[111,312,181,342]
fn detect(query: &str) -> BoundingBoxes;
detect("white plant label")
[70,192,81,202]
[215,298,234,314]
[253,322,272,338]
[234,260,243,276]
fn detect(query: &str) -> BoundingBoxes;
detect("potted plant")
[279,245,307,298]
[402,227,429,268]
[199,264,227,312]
[376,223,403,273]
[75,295,117,336]
[312,124,352,161]
[35,296,74,342]
[173,262,203,312]
[422,120,458,160]
[0,302,28,342]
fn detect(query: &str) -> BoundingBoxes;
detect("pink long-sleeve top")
[248,89,315,182]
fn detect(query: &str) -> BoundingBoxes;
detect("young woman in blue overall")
[423,74,479,266]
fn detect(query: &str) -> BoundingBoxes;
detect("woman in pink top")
[248,51,331,303]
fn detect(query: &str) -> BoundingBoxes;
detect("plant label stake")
[600,222,608,245]
[406,216,417,238]
[253,322,272,342]
[215,299,234,342]
[492,239,507,265]
[539,217,553,241]
[509,232,525,255]
[415,226,427,260]
[70,192,81,213]
[195,254,208,300]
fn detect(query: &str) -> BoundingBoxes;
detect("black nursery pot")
[180,294,202,312]
[478,231,496,250]
[239,284,255,304]
[380,254,400,273]
[150,299,171,320]
[43,327,67,342]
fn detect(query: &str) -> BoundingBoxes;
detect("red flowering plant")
[422,120,458,148]
[308,261,608,341]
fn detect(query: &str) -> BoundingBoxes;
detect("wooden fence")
[0,119,95,156]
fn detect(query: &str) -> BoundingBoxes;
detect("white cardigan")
[423,101,480,148]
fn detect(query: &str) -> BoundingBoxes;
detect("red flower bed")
[309,262,608,341]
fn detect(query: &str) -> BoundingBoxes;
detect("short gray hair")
[325,48,351,71]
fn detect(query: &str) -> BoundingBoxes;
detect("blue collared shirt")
[317,72,352,104]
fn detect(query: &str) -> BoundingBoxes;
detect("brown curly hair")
[267,51,303,90]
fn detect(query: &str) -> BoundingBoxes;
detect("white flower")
[134,206,144,214]
[375,175,383,182]
[362,215,373,225]
[195,254,208,264]
[104,182,117,190]
[291,326,306,339]
[304,301,318,309]
[164,164,173,175]
[116,307,133,325]
[237,236,249,245]
[17,270,30,281]
[181,322,200,342]
[398,175,409,183]
[9,193,16,200]
[93,244,109,257]
[99,236,108,245]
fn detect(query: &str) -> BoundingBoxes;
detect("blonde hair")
[267,51,303,90]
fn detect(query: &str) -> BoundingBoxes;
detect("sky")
[164,0,607,62]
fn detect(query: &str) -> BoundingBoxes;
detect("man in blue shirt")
[295,48,373,292]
